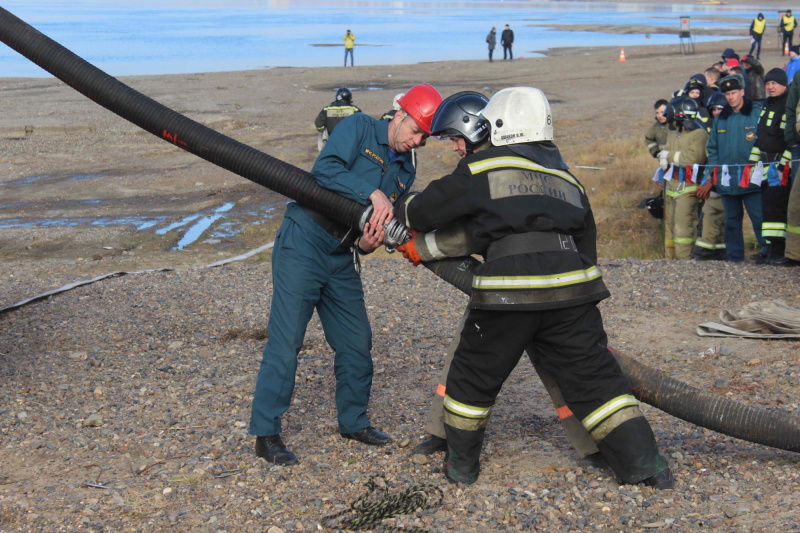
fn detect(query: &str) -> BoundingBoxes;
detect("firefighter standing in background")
[657,96,709,260]
[644,99,670,159]
[394,87,673,489]
[752,68,794,265]
[314,87,361,152]
[693,91,728,261]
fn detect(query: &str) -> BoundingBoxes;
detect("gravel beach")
[2,8,800,532]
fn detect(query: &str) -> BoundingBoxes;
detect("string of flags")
[652,161,792,188]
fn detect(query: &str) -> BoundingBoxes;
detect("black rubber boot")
[413,435,448,455]
[642,467,675,490]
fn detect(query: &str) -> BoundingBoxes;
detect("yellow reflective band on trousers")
[467,156,585,194]
[695,239,726,250]
[762,222,787,239]
[443,395,492,430]
[473,266,601,290]
[581,394,639,432]
[665,184,697,198]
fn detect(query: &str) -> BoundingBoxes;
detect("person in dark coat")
[501,24,514,60]
[486,27,497,62]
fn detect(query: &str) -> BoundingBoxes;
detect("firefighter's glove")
[658,150,669,171]
[396,229,422,266]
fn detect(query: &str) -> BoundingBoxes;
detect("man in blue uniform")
[250,84,443,465]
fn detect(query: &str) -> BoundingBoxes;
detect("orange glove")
[396,229,421,266]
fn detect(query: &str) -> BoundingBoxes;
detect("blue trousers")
[721,192,766,262]
[250,213,373,436]
[344,48,354,66]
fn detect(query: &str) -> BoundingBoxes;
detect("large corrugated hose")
[2,7,799,454]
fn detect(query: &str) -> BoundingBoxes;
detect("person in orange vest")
[748,13,766,60]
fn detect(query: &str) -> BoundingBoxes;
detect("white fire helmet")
[480,87,553,146]
[392,92,405,111]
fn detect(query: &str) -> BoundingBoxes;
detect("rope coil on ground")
[320,475,443,532]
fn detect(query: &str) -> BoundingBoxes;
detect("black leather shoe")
[750,252,768,264]
[413,435,447,455]
[255,435,298,465]
[642,467,674,490]
[340,426,391,446]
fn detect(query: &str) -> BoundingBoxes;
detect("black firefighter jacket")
[396,143,610,311]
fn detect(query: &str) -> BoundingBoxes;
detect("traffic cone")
[785,41,790,55]
[618,48,626,62]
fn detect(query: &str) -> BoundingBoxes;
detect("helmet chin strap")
[392,111,407,152]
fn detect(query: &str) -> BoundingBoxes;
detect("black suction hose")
[0,6,364,229]
[3,6,800,453]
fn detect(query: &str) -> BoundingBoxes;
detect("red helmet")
[397,84,443,134]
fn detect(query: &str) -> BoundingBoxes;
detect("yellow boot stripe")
[582,394,639,430]
[443,395,492,419]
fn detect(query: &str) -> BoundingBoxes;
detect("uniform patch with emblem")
[745,131,756,141]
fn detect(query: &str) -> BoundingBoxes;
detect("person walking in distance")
[501,24,514,60]
[748,13,766,60]
[486,27,497,62]
[343,29,355,66]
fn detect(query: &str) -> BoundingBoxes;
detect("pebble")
[1,257,798,532]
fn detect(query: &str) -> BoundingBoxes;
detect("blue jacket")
[311,112,415,205]
[707,97,763,195]
[786,57,800,86]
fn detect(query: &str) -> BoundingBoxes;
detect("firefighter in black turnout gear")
[314,87,361,151]
[394,87,673,488]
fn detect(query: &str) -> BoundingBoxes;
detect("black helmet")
[336,87,353,103]
[706,91,727,110]
[671,96,700,121]
[430,91,490,153]
[645,195,664,219]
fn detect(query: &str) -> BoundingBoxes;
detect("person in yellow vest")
[658,96,709,259]
[780,10,796,55]
[343,29,355,67]
[748,13,766,60]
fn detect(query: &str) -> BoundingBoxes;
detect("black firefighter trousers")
[442,303,668,485]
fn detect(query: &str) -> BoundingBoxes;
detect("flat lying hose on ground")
[2,7,800,454]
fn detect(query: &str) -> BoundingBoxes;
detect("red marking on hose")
[162,129,189,149]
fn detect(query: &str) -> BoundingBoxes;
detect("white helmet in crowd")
[392,92,405,111]
[481,87,553,146]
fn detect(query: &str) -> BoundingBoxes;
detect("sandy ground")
[2,8,800,532]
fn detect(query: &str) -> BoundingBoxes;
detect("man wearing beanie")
[752,68,794,265]
[749,13,766,60]
[697,74,767,262]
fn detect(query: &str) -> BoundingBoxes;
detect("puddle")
[3,172,107,187]
[1,199,286,250]
[169,202,235,250]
